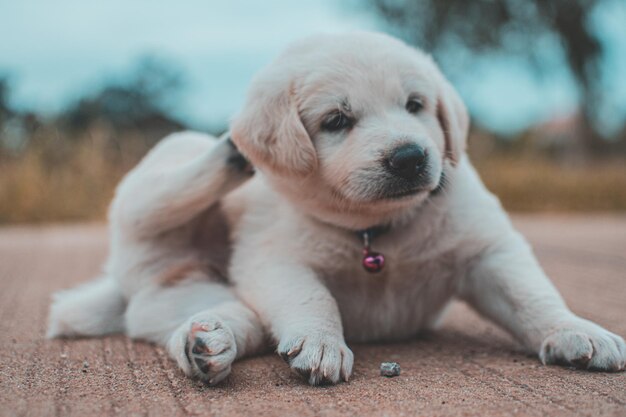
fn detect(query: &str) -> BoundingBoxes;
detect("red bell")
[362,248,385,273]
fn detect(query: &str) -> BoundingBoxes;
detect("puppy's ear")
[231,75,317,177]
[436,75,469,165]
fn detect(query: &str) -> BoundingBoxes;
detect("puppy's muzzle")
[384,144,428,181]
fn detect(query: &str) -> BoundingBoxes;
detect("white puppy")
[48,32,626,385]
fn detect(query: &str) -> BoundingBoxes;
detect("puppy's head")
[232,32,469,228]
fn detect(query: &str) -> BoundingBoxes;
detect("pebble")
[380,362,401,377]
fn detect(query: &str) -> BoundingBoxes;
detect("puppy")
[48,32,626,386]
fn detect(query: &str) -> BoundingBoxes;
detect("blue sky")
[1,0,625,134]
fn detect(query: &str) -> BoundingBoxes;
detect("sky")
[1,0,625,135]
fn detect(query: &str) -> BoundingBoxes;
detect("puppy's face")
[232,32,469,228]
[300,59,445,203]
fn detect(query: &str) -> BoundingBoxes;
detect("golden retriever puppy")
[48,32,626,386]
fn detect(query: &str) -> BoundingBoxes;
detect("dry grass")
[1,129,626,224]
[0,127,147,224]
[474,156,626,212]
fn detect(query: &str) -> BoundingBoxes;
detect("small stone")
[380,362,401,377]
[82,360,90,369]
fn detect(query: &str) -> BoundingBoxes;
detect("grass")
[0,127,148,224]
[475,156,626,212]
[1,129,626,224]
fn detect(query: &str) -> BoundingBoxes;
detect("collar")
[355,224,391,243]
[318,170,448,274]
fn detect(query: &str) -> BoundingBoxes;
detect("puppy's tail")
[47,276,126,338]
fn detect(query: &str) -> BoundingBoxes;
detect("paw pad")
[183,319,237,385]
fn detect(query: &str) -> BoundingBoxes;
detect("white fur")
[47,277,125,338]
[48,32,626,386]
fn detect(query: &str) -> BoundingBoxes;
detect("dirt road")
[1,215,625,417]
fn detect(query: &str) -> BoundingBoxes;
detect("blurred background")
[1,0,625,224]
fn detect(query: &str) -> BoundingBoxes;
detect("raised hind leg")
[111,132,253,240]
[48,132,253,339]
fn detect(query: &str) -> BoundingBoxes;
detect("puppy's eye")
[321,111,352,132]
[406,97,424,114]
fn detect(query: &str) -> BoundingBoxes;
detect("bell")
[362,249,385,273]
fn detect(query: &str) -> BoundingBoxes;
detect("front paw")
[277,331,353,385]
[539,320,626,371]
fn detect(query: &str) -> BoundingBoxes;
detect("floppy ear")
[230,75,317,177]
[436,76,470,165]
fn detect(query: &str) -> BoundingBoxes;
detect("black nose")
[386,144,428,180]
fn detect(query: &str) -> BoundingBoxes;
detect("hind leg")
[48,133,252,339]
[125,279,266,385]
[112,132,253,240]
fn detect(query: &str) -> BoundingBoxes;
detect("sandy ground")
[0,215,625,417]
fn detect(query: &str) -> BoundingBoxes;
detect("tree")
[62,56,185,140]
[0,77,14,127]
[367,0,616,151]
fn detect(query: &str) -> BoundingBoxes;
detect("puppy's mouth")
[375,171,446,201]
[379,187,425,200]
[337,167,445,204]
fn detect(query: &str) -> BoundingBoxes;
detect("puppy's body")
[229,155,562,347]
[49,32,625,386]
[230,158,476,343]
